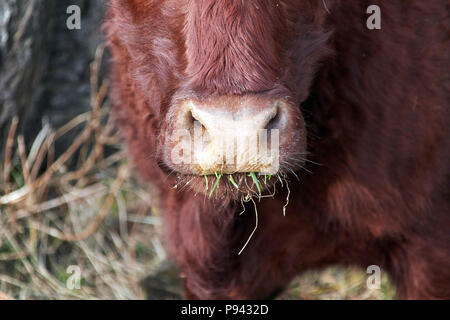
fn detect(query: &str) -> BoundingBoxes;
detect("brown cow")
[105,0,450,299]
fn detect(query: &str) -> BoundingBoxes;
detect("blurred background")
[0,0,395,300]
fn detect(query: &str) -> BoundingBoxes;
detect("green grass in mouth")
[208,172,222,198]
[204,172,270,198]
[249,172,262,198]
[228,175,239,189]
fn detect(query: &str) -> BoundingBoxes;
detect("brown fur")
[105,0,450,299]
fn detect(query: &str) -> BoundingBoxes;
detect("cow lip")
[172,171,282,200]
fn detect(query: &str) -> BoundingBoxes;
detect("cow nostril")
[187,110,210,144]
[186,110,196,128]
[187,110,205,131]
[265,108,281,131]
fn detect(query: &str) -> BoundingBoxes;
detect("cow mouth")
[172,171,290,201]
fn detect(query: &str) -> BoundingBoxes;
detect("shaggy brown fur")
[105,0,450,299]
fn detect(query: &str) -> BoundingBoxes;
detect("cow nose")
[172,96,287,175]
[190,100,280,135]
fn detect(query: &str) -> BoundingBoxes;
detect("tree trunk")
[0,0,107,157]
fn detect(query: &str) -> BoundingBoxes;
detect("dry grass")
[0,46,395,300]
[0,47,164,299]
[281,267,395,300]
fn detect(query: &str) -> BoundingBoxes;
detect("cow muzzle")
[165,95,296,176]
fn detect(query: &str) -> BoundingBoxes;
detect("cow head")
[108,0,332,200]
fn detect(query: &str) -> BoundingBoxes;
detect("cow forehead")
[180,0,288,94]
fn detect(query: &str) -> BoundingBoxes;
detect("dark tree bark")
[0,0,107,157]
